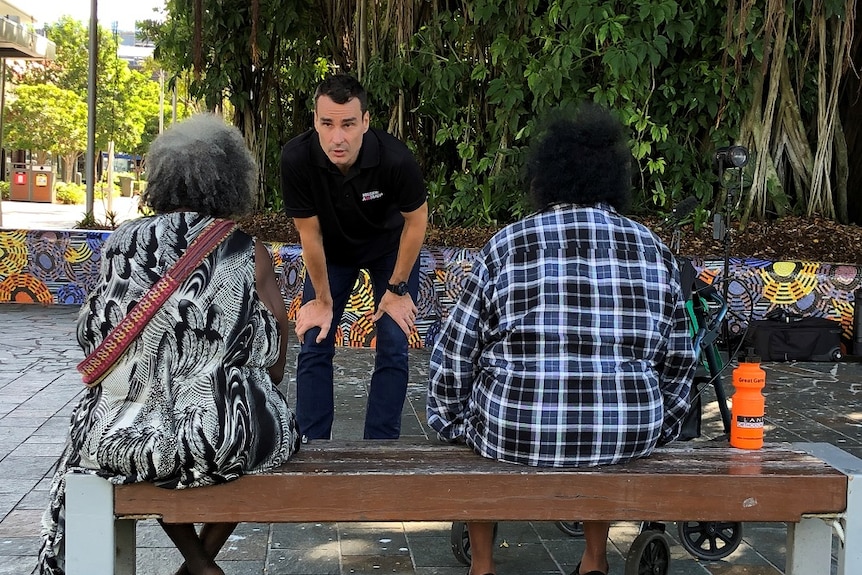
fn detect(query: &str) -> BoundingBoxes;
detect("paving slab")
[1,303,860,574]
[0,197,141,231]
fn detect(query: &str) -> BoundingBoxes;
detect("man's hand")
[373,291,417,337]
[295,299,334,344]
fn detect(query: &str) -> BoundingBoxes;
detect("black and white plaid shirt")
[427,204,696,467]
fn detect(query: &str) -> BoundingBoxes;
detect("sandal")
[571,561,608,575]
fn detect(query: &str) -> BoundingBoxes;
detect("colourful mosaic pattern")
[272,244,476,349]
[692,257,861,343]
[0,229,107,306]
[1,228,860,349]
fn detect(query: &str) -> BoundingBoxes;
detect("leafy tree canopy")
[16,16,163,176]
[143,1,862,226]
[5,83,87,155]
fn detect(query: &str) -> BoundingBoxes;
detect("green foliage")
[21,17,162,165]
[145,0,849,226]
[4,84,87,157]
[142,0,312,208]
[74,210,119,230]
[367,0,735,225]
[54,182,86,205]
[0,181,8,201]
[92,182,122,200]
[385,1,752,224]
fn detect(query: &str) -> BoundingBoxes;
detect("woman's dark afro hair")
[526,103,633,213]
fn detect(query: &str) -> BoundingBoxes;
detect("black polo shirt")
[280,127,426,266]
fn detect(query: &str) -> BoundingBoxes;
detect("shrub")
[55,182,86,205]
[0,181,8,200]
[93,182,122,200]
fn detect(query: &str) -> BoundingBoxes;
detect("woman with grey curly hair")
[141,113,255,217]
[38,114,301,575]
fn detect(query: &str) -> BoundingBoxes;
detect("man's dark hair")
[525,103,633,213]
[314,74,368,114]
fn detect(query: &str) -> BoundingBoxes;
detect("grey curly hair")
[140,113,256,218]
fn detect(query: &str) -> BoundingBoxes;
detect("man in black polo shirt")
[280,74,428,440]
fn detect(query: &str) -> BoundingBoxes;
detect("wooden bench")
[64,439,861,575]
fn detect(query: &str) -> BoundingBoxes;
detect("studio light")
[715,145,749,168]
[713,143,749,357]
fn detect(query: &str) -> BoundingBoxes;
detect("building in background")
[0,1,56,212]
[115,27,154,72]
[0,1,55,59]
[1,1,37,27]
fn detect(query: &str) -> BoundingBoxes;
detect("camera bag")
[748,314,843,362]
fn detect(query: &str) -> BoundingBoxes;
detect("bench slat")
[114,440,847,524]
[259,440,845,476]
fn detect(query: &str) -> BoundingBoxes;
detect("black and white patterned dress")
[38,212,300,574]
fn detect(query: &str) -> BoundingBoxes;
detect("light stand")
[713,145,749,355]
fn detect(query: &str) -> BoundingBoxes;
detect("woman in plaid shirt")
[427,104,697,575]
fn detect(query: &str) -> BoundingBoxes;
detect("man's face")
[314,95,370,174]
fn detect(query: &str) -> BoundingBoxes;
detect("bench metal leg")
[66,473,136,575]
[795,442,862,575]
[786,517,832,575]
[836,456,861,575]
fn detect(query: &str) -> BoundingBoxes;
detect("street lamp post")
[85,0,99,218]
[0,59,5,228]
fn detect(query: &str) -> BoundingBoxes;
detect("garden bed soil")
[235,212,862,265]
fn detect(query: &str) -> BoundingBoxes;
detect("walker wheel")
[677,521,743,560]
[625,529,670,575]
[450,521,499,566]
[555,521,585,537]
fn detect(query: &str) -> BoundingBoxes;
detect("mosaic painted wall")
[1,228,859,349]
[691,257,862,344]
[0,229,106,305]
[268,242,475,349]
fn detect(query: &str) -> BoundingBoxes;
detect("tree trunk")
[834,120,849,223]
[838,3,862,224]
[740,3,787,226]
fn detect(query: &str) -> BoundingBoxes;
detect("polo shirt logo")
[361,190,383,202]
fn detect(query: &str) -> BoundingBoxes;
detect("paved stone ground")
[1,303,860,574]
[0,197,141,230]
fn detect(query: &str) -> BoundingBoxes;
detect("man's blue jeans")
[295,251,420,440]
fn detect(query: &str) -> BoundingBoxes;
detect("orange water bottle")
[730,355,766,449]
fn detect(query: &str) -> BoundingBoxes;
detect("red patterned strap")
[77,218,237,387]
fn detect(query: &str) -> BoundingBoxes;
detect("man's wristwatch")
[387,281,410,296]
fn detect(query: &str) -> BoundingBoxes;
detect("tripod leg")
[703,344,732,434]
